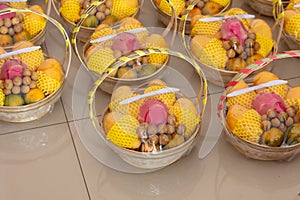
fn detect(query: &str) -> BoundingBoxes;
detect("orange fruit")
[250,19,272,39]
[24,88,45,104]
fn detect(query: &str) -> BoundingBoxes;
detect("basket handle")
[0,7,72,80]
[88,48,208,137]
[217,50,300,119]
[272,0,285,53]
[72,0,177,72]
[71,0,105,71]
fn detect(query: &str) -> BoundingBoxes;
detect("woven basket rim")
[98,105,202,158]
[87,48,208,166]
[0,8,71,113]
[53,0,141,31]
[180,7,278,80]
[150,0,232,22]
[218,50,300,159]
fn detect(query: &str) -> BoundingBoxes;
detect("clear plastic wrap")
[72,3,176,94]
[275,0,300,49]
[0,8,71,122]
[76,48,208,170]
[181,7,277,86]
[218,50,300,161]
[0,0,51,49]
[52,0,143,42]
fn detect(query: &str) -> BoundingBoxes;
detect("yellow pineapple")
[107,115,141,149]
[59,0,81,22]
[36,71,61,96]
[169,106,200,138]
[110,0,138,20]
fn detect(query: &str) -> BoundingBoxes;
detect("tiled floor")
[1,0,300,200]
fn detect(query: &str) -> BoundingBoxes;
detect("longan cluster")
[0,69,38,96]
[136,114,186,152]
[0,13,24,36]
[223,33,261,71]
[261,104,300,133]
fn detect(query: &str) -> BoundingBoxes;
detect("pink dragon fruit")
[111,32,141,54]
[220,18,248,46]
[0,59,27,80]
[138,99,168,126]
[0,4,16,20]
[252,92,286,115]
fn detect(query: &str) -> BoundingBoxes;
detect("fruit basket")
[0,8,71,122]
[218,50,300,161]
[0,1,51,49]
[246,0,288,17]
[73,12,174,93]
[151,0,232,34]
[274,0,300,50]
[52,0,142,42]
[181,8,277,86]
[87,48,208,169]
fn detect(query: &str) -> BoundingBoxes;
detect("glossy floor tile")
[2,0,300,200]
[0,123,89,200]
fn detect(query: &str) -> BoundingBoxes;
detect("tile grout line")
[60,98,92,200]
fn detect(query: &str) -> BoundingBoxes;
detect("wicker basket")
[52,0,142,42]
[218,50,300,161]
[0,1,51,50]
[181,8,278,86]
[274,0,300,50]
[88,48,208,169]
[246,0,289,17]
[72,2,175,94]
[0,8,71,122]
[151,0,232,34]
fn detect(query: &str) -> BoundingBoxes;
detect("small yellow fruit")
[24,88,45,104]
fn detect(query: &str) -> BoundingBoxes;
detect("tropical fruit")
[227,106,263,143]
[110,0,138,20]
[23,5,46,38]
[227,80,256,109]
[157,0,185,16]
[12,41,44,71]
[107,114,141,149]
[59,0,81,22]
